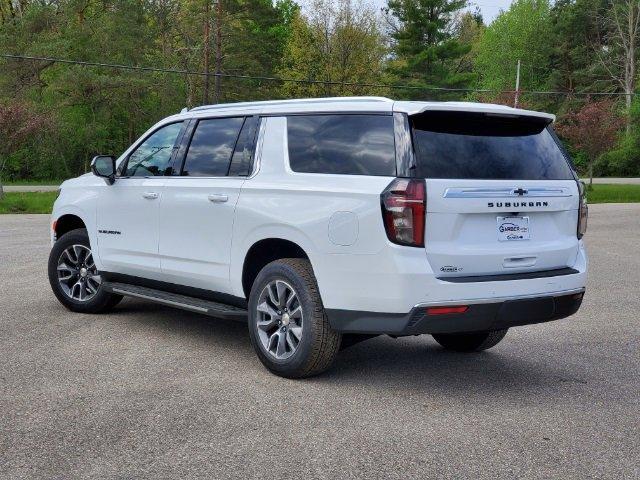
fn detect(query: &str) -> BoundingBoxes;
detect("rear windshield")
[410,112,575,180]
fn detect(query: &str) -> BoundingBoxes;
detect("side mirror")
[91,155,116,185]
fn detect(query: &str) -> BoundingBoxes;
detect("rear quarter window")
[287,114,396,176]
[410,112,575,180]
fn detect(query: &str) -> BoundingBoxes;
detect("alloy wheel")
[56,244,101,302]
[256,280,303,360]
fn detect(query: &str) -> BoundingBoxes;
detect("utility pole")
[203,0,211,105]
[514,59,521,108]
[213,0,222,104]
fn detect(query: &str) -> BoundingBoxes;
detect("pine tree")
[384,0,474,99]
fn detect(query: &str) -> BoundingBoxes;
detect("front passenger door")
[96,121,185,279]
[159,116,259,294]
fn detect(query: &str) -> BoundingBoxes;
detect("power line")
[0,53,489,93]
[0,53,635,97]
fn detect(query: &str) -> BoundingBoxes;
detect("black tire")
[48,228,122,313]
[432,329,508,352]
[247,258,341,379]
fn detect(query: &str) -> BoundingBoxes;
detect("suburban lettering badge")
[488,201,549,208]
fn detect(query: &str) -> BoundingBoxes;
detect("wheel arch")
[54,214,87,240]
[241,238,311,299]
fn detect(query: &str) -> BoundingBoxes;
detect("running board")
[102,281,247,322]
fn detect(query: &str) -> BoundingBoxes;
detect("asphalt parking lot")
[1,205,638,479]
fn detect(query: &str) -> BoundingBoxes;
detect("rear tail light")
[381,178,426,247]
[577,181,588,239]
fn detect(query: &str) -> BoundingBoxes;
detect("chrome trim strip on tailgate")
[443,187,572,198]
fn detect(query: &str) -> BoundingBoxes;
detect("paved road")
[1,206,638,479]
[579,177,640,185]
[3,177,640,192]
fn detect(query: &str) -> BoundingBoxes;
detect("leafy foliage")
[278,0,388,97]
[383,0,475,99]
[475,0,553,92]
[1,0,640,180]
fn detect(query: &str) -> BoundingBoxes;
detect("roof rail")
[189,96,393,112]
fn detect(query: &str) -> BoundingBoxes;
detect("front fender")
[51,186,100,268]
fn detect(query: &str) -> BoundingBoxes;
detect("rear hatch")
[409,110,580,279]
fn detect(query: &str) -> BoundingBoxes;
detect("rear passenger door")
[158,115,259,293]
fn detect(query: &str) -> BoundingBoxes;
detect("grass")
[586,184,640,203]
[0,191,58,214]
[0,184,639,214]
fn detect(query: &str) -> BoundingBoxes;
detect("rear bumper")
[326,288,585,335]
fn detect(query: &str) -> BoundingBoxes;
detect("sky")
[468,0,512,23]
[366,0,514,24]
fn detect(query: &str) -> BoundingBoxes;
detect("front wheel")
[48,228,122,313]
[432,329,508,352]
[247,258,341,378]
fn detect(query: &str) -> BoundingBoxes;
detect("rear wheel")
[48,228,122,313]
[432,329,508,352]
[247,258,341,378]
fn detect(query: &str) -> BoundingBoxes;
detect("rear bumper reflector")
[426,305,469,315]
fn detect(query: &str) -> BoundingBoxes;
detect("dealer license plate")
[497,216,530,241]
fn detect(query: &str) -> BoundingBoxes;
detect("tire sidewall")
[47,228,113,312]
[247,261,323,376]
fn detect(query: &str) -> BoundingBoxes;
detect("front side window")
[181,117,244,177]
[287,115,396,176]
[124,122,183,177]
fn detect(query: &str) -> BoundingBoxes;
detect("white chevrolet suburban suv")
[48,97,588,378]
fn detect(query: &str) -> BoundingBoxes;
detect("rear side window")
[182,117,244,177]
[287,115,396,176]
[410,112,574,180]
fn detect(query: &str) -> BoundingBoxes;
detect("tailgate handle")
[503,256,537,268]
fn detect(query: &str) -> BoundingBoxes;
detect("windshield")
[410,111,575,180]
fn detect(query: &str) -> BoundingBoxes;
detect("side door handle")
[142,192,159,200]
[208,194,229,203]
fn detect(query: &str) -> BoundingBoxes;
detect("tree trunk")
[203,0,211,105]
[214,0,222,103]
[625,4,635,133]
[0,181,4,200]
[589,162,594,189]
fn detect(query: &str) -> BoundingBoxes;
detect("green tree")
[278,0,388,98]
[0,0,295,179]
[475,0,553,95]
[455,10,484,77]
[548,0,606,96]
[383,0,474,99]
[600,95,640,175]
